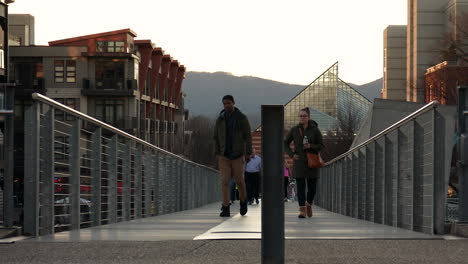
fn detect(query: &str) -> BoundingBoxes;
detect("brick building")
[425,61,468,104]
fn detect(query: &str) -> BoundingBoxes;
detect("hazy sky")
[9,0,407,85]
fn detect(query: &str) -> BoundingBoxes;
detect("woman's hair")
[300,107,310,116]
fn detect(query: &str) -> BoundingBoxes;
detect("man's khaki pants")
[218,155,247,206]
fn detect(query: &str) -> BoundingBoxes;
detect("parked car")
[54,197,91,225]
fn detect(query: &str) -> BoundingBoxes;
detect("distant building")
[382,26,406,101]
[383,0,468,103]
[284,62,371,131]
[8,14,34,46]
[9,27,187,153]
[425,61,468,104]
[253,62,371,156]
[8,23,189,221]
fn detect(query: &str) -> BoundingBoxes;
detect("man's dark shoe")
[220,205,230,217]
[240,201,248,216]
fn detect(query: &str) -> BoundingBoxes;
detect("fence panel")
[314,102,456,235]
[23,94,220,236]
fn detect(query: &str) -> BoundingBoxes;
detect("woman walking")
[284,107,323,218]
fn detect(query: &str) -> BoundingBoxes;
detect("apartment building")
[382,0,468,103]
[9,27,187,153]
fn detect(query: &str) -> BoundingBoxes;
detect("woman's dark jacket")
[284,120,323,179]
[214,107,252,159]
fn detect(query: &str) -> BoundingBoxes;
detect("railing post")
[261,105,284,264]
[135,144,142,218]
[152,152,159,215]
[3,108,14,227]
[70,119,81,230]
[172,157,177,210]
[346,157,352,216]
[433,107,451,234]
[24,103,41,236]
[393,129,400,227]
[375,139,384,224]
[41,108,55,235]
[122,141,131,221]
[358,150,366,220]
[145,153,152,217]
[182,162,187,211]
[108,135,118,223]
[458,85,468,221]
[366,144,375,222]
[91,128,102,226]
[158,153,165,214]
[352,153,358,218]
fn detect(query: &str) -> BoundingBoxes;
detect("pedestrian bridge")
[1,93,464,242]
[29,202,435,243]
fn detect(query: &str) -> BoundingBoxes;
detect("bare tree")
[441,12,468,64]
[321,109,362,162]
[184,115,217,168]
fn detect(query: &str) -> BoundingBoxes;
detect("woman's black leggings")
[296,178,318,206]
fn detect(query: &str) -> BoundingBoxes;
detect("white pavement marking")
[0,236,29,244]
[194,203,262,240]
[194,201,441,240]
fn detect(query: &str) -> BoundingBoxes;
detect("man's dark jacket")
[214,107,252,159]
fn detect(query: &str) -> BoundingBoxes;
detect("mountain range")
[183,71,382,128]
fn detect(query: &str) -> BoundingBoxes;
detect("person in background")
[284,161,292,202]
[284,107,323,218]
[245,148,262,205]
[214,95,252,217]
[229,177,237,204]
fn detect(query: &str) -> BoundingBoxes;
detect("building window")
[95,99,124,126]
[95,60,124,90]
[66,60,76,83]
[55,98,78,121]
[55,60,76,83]
[96,41,125,52]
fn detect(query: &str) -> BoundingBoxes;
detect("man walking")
[245,148,262,205]
[214,95,252,217]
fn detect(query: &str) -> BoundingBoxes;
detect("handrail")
[31,92,218,172]
[326,100,439,165]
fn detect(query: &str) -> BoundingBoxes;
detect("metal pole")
[70,119,81,230]
[261,105,284,264]
[3,99,14,227]
[458,86,468,221]
[91,128,102,226]
[41,108,55,235]
[24,103,40,236]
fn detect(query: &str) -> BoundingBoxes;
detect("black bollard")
[261,105,284,264]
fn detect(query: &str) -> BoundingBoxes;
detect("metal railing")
[24,93,220,236]
[315,101,457,235]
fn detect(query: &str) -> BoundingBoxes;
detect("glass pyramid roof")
[284,62,371,132]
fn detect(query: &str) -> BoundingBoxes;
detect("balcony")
[92,115,138,133]
[82,78,137,96]
[12,78,46,98]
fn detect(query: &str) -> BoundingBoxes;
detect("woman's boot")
[298,206,306,218]
[305,202,313,217]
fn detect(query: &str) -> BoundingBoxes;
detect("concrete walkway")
[28,200,437,242]
[1,201,467,263]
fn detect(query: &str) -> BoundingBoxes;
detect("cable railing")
[315,101,457,235]
[24,93,220,236]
